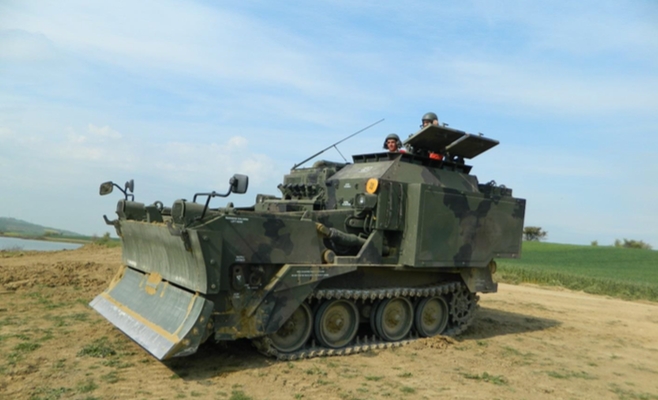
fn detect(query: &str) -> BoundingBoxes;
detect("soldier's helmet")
[383,133,402,150]
[422,112,438,123]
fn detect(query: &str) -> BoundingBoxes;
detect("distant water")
[0,236,83,252]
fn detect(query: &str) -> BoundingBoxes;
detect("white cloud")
[227,136,248,149]
[66,131,86,144]
[88,124,122,139]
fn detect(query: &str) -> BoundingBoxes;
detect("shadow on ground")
[461,306,560,340]
[164,306,559,380]
[163,339,273,380]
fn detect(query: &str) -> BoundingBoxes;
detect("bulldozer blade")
[120,220,215,294]
[90,266,214,360]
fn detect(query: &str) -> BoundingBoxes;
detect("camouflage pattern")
[91,123,525,360]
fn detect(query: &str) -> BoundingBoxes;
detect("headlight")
[354,193,378,211]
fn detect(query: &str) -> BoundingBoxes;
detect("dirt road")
[1,246,657,400]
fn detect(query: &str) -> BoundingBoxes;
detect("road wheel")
[374,297,414,341]
[314,299,359,348]
[414,296,449,337]
[269,303,313,353]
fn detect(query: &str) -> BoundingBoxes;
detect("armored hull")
[91,124,526,360]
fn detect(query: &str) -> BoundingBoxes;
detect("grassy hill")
[497,241,658,302]
[0,217,83,238]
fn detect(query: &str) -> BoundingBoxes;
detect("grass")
[101,359,134,369]
[608,383,658,400]
[305,366,327,376]
[101,371,121,384]
[399,386,416,394]
[26,292,67,310]
[497,242,658,302]
[14,342,41,352]
[501,345,534,360]
[546,369,597,380]
[29,387,72,400]
[461,372,508,385]
[5,340,42,366]
[0,316,21,327]
[229,391,253,400]
[77,337,117,358]
[76,379,98,393]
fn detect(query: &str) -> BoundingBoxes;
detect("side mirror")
[125,179,134,193]
[230,174,249,194]
[100,181,114,196]
[99,179,135,200]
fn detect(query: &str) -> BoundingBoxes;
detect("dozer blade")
[120,220,216,294]
[90,266,214,360]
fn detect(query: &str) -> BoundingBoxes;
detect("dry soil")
[1,246,657,400]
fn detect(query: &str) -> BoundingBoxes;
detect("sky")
[1,0,657,248]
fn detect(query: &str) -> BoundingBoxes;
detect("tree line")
[523,226,652,250]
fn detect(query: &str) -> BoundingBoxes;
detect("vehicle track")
[253,281,479,360]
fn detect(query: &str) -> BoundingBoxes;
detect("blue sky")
[1,0,657,247]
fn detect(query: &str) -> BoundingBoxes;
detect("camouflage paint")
[91,124,525,360]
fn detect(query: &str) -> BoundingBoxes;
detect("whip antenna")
[292,118,385,169]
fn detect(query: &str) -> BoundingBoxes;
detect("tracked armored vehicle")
[91,123,525,361]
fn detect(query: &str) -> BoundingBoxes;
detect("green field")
[497,241,658,302]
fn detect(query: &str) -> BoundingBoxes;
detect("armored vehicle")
[91,123,525,361]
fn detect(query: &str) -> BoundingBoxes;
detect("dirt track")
[1,246,657,400]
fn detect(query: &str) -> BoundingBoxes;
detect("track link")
[252,281,479,360]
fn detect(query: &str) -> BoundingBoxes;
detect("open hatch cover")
[403,125,499,159]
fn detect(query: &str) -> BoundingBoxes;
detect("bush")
[93,232,112,246]
[89,232,121,248]
[591,240,598,247]
[523,226,547,241]
[615,239,652,250]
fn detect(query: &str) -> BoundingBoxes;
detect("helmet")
[421,112,438,122]
[383,133,402,150]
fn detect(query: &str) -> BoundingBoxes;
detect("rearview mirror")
[125,179,134,193]
[100,181,114,196]
[230,174,249,194]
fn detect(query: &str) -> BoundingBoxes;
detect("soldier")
[383,133,405,153]
[420,112,439,128]
[419,112,443,160]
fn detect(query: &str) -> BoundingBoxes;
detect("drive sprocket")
[449,287,477,325]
